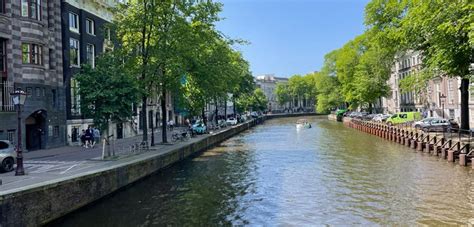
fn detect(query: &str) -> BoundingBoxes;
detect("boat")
[296,119,312,129]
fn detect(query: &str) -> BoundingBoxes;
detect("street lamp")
[439,94,446,119]
[10,88,27,176]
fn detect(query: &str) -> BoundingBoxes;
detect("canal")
[51,116,474,226]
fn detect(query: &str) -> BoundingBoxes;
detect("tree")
[114,0,223,143]
[366,0,474,129]
[76,52,139,139]
[275,83,290,106]
[315,50,344,113]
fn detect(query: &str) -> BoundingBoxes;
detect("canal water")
[52,116,474,226]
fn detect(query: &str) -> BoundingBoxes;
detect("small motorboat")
[296,119,312,129]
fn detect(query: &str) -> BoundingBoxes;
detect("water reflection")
[51,116,474,226]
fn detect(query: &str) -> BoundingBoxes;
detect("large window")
[22,43,43,65]
[86,44,95,68]
[0,0,5,14]
[86,19,95,35]
[71,78,81,116]
[0,39,5,75]
[69,38,79,67]
[21,0,41,20]
[69,12,79,33]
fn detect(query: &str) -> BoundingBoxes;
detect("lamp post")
[10,88,27,176]
[440,94,446,119]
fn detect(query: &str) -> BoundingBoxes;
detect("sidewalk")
[0,126,215,191]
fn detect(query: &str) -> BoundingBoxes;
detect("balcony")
[0,81,14,112]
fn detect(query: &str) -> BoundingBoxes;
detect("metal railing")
[0,81,14,112]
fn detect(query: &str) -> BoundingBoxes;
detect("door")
[116,123,123,139]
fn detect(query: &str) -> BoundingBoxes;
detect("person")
[168,119,174,131]
[85,126,93,148]
[80,130,86,147]
[93,128,100,146]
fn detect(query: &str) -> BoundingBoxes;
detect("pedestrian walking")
[85,126,93,148]
[93,128,100,146]
[168,119,174,131]
[80,130,86,147]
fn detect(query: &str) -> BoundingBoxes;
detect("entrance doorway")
[25,110,47,151]
[116,123,123,139]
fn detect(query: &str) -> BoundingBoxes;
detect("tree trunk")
[202,107,206,125]
[141,96,148,142]
[215,97,218,125]
[161,89,168,143]
[368,103,373,114]
[460,77,469,130]
[224,98,227,120]
[233,96,236,117]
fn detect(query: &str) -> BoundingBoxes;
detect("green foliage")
[275,83,290,106]
[236,88,268,112]
[76,52,139,132]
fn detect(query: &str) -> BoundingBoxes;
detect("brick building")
[0,0,66,150]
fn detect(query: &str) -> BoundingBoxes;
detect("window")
[69,12,79,32]
[105,28,111,41]
[26,87,32,97]
[21,0,41,20]
[69,38,79,67]
[35,87,40,97]
[7,130,14,143]
[22,43,43,65]
[52,89,56,108]
[0,0,5,14]
[86,44,95,68]
[448,80,454,104]
[71,78,81,116]
[53,126,59,137]
[0,39,5,76]
[86,19,95,35]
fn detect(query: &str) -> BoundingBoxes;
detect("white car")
[226,118,238,125]
[0,140,16,172]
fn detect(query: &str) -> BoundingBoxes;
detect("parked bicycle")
[171,130,189,142]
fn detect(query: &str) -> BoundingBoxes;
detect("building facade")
[255,74,289,113]
[0,0,66,150]
[382,51,462,124]
[61,0,118,144]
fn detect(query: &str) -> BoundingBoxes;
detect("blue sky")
[216,0,370,77]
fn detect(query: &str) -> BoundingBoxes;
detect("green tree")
[114,0,223,142]
[275,83,290,106]
[366,0,474,129]
[76,52,139,138]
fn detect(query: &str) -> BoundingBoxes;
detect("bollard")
[447,150,455,162]
[417,141,423,151]
[410,139,416,149]
[441,148,448,159]
[459,153,467,166]
[432,145,439,156]
[424,143,430,153]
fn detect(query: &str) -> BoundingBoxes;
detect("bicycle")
[171,130,189,142]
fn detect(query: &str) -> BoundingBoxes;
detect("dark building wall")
[61,2,109,121]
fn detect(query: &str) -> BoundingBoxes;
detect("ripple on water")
[50,117,474,226]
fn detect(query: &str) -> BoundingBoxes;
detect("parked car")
[226,118,238,125]
[192,121,207,134]
[373,114,391,122]
[413,117,438,129]
[0,140,15,172]
[386,112,422,125]
[421,118,455,132]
